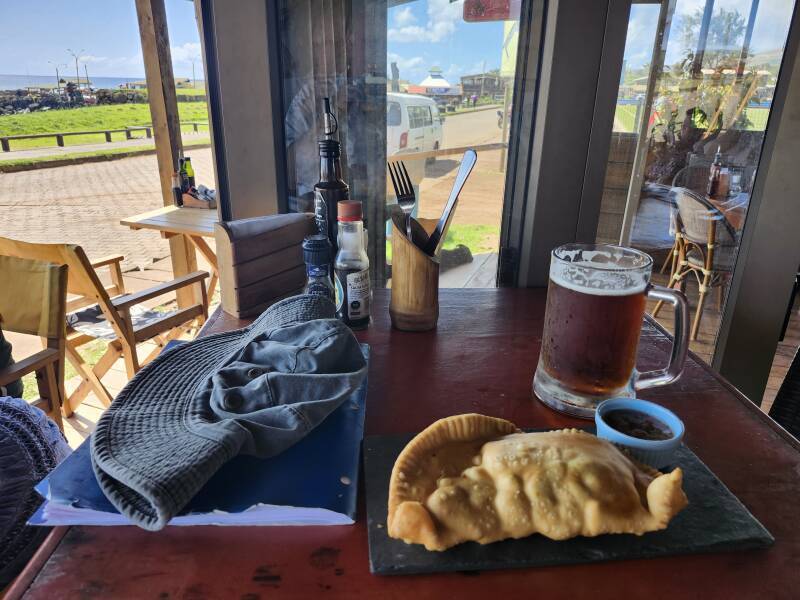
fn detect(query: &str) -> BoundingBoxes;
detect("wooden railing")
[0,121,209,152]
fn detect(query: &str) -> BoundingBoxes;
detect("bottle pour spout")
[323,97,338,137]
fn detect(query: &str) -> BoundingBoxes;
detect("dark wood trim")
[2,527,68,600]
[713,1,800,402]
[198,0,232,222]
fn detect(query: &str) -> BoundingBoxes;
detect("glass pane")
[595,0,797,364]
[277,0,525,288]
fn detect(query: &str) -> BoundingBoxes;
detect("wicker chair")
[652,187,738,340]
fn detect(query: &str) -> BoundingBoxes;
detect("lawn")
[614,104,638,133]
[386,223,500,262]
[0,102,209,150]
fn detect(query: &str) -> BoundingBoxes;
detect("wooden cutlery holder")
[389,220,439,331]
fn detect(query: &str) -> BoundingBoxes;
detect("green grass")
[614,104,638,133]
[742,107,769,131]
[0,102,209,150]
[19,340,107,401]
[0,137,211,171]
[386,223,500,262]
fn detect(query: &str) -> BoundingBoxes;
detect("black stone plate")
[364,432,774,576]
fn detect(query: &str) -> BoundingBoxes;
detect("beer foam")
[550,259,648,296]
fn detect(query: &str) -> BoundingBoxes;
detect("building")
[460,70,505,98]
[416,67,462,102]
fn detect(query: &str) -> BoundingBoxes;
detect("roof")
[419,73,452,89]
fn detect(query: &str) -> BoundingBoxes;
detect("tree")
[679,6,747,72]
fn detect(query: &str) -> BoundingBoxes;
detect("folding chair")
[0,256,68,430]
[0,237,209,416]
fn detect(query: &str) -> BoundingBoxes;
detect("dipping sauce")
[603,409,673,441]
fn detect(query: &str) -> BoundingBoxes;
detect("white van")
[387,93,443,158]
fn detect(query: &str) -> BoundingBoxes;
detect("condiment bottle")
[314,98,349,268]
[334,201,370,329]
[171,172,183,207]
[302,234,335,304]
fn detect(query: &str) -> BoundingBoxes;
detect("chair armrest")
[112,271,209,310]
[90,254,125,269]
[0,348,58,386]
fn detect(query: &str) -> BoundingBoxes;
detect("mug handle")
[635,285,689,391]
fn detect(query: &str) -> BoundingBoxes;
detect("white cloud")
[393,6,417,27]
[82,55,109,64]
[171,42,202,64]
[388,52,424,71]
[388,0,463,43]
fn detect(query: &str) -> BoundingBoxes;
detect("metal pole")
[619,0,676,246]
[499,80,511,172]
[737,0,759,78]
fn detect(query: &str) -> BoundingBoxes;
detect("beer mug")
[533,243,689,418]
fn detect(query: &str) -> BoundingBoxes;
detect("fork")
[387,160,416,240]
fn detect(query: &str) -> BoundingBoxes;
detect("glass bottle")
[334,201,370,329]
[171,172,183,207]
[314,98,349,267]
[302,234,335,303]
[183,157,196,188]
[707,146,722,198]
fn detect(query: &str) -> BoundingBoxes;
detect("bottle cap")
[302,234,331,266]
[337,201,362,222]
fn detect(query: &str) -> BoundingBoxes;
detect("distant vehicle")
[387,93,443,160]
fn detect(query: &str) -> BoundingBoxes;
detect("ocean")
[0,74,202,91]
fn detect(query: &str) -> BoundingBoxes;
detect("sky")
[0,0,793,81]
[0,0,202,78]
[387,0,508,85]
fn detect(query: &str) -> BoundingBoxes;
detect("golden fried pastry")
[388,414,688,551]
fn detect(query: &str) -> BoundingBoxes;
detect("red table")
[11,289,800,598]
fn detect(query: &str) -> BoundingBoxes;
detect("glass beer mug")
[533,243,689,418]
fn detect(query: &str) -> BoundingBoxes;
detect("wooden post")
[56,134,64,147]
[1,138,9,152]
[135,0,200,308]
[105,131,112,142]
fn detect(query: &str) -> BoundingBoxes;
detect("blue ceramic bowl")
[595,398,684,469]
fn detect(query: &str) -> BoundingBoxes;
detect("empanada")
[388,414,688,551]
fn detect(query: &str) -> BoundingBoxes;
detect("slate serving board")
[363,432,774,576]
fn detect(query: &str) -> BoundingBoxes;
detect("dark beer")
[540,277,646,397]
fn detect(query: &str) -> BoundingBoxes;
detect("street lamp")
[66,48,85,89]
[48,60,67,92]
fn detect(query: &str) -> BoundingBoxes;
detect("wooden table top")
[18,289,800,598]
[120,205,217,238]
[708,192,749,231]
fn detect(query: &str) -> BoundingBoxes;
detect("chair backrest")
[671,162,710,195]
[673,188,736,247]
[0,237,128,341]
[0,256,67,340]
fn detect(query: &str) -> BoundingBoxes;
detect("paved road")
[442,106,503,148]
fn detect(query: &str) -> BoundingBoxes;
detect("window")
[408,105,429,129]
[593,0,797,366]
[278,0,526,288]
[388,102,402,127]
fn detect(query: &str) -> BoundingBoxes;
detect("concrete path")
[0,148,215,270]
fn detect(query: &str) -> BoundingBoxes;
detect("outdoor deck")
[0,148,794,446]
